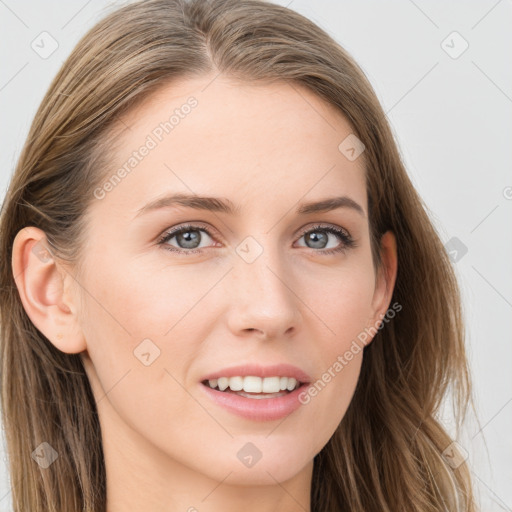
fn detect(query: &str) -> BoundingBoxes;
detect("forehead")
[92,75,368,219]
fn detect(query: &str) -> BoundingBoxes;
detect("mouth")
[199,364,312,421]
[201,375,304,399]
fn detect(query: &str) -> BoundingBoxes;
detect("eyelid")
[295,222,351,239]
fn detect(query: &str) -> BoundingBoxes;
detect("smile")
[199,364,311,421]
[203,375,301,396]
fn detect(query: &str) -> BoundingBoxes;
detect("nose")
[225,244,302,341]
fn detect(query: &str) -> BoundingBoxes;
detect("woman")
[0,0,476,510]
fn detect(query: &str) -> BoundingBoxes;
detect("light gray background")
[1,1,511,511]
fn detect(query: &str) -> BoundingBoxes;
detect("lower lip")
[200,382,309,422]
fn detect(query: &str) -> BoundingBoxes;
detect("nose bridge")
[227,235,300,338]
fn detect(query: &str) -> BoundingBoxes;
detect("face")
[66,75,394,485]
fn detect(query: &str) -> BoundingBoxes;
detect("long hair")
[0,0,476,510]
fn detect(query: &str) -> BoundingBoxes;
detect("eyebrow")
[134,193,365,218]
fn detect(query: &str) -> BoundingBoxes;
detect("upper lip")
[201,364,312,384]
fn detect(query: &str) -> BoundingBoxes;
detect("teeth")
[229,376,243,391]
[286,377,297,391]
[206,376,301,393]
[217,377,229,391]
[262,376,280,393]
[243,375,262,393]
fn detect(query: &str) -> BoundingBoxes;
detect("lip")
[199,364,312,422]
[200,363,312,383]
[200,381,310,422]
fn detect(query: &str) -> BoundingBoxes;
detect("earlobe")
[368,230,398,333]
[11,227,86,354]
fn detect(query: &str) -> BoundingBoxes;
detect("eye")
[295,224,356,255]
[157,223,218,255]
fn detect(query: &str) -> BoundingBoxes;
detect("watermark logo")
[444,236,468,264]
[441,31,469,59]
[133,338,161,366]
[31,442,58,469]
[235,236,264,264]
[31,31,59,59]
[338,134,365,161]
[237,442,262,468]
[31,239,52,263]
[442,441,469,469]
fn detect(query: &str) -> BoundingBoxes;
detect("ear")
[366,230,398,342]
[12,227,86,354]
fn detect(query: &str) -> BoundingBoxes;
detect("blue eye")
[296,224,356,254]
[157,223,356,256]
[157,224,216,255]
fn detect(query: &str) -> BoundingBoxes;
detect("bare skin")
[13,74,397,512]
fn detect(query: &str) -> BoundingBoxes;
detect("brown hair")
[0,0,476,510]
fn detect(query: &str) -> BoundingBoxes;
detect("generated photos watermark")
[93,96,198,200]
[298,301,402,405]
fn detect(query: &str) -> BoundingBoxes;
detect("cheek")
[75,253,209,410]
[304,262,377,342]
[295,265,374,444]
[77,263,212,473]
[80,247,221,343]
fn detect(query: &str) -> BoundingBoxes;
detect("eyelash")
[157,223,356,256]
